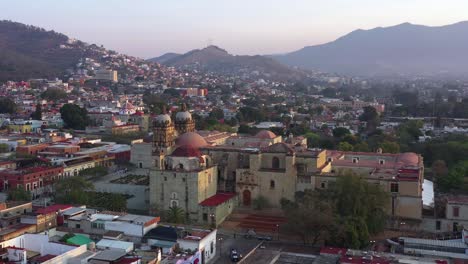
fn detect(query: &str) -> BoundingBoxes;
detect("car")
[256,235,272,241]
[230,248,240,262]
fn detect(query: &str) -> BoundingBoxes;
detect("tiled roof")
[199,192,237,207]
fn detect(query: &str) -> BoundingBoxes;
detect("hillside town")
[1,13,468,264]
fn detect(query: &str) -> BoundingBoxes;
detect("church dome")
[255,130,277,139]
[171,144,202,157]
[176,132,208,148]
[176,111,192,121]
[154,114,172,125]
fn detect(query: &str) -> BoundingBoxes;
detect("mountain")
[148,53,181,64]
[274,21,468,77]
[152,45,305,80]
[0,20,93,81]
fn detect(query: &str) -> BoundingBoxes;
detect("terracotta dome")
[154,114,172,124]
[255,130,277,139]
[171,144,201,157]
[176,132,208,148]
[176,111,192,121]
[398,152,419,166]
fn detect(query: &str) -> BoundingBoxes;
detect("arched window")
[272,157,280,169]
[270,180,275,189]
[171,200,178,207]
[171,192,178,199]
[178,164,184,170]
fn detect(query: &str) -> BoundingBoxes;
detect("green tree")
[252,195,270,210]
[338,142,354,151]
[41,88,67,101]
[209,107,224,120]
[60,104,90,130]
[379,141,400,154]
[0,143,9,153]
[353,142,370,152]
[305,132,321,148]
[104,193,127,211]
[359,106,380,133]
[54,176,94,204]
[437,161,467,192]
[282,191,334,245]
[333,127,351,139]
[432,160,448,178]
[0,98,17,114]
[327,171,388,248]
[31,103,42,120]
[8,188,31,201]
[166,206,185,224]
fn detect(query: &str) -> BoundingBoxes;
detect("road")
[212,233,261,264]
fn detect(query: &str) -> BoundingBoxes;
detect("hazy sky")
[1,0,467,58]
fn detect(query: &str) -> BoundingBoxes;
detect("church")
[131,105,425,226]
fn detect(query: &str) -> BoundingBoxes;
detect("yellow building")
[8,121,32,133]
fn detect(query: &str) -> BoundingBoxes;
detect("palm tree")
[166,206,185,224]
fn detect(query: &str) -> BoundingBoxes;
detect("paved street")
[212,233,262,264]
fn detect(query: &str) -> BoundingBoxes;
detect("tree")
[379,141,400,154]
[305,132,321,148]
[166,206,185,224]
[338,142,354,151]
[282,191,334,245]
[333,127,351,139]
[437,161,467,192]
[209,107,224,120]
[353,142,370,152]
[31,103,42,120]
[0,98,17,114]
[252,195,270,210]
[8,188,31,201]
[60,104,90,130]
[326,171,388,249]
[432,160,448,178]
[0,143,9,153]
[104,193,127,211]
[54,176,94,204]
[359,106,380,133]
[41,88,67,101]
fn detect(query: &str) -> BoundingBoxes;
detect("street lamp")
[218,237,223,257]
[276,224,280,241]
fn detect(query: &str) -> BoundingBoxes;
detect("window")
[453,207,460,217]
[182,178,186,182]
[272,157,280,169]
[352,157,359,163]
[171,200,178,207]
[379,159,385,165]
[172,192,178,199]
[164,177,167,181]
[436,220,441,230]
[270,180,275,189]
[390,183,399,193]
[211,241,214,254]
[203,213,208,221]
[321,182,326,188]
[76,224,81,229]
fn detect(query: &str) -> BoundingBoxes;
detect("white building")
[177,229,217,264]
[0,233,87,264]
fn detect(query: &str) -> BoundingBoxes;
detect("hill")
[274,21,468,77]
[148,52,181,64]
[151,45,305,80]
[0,20,92,81]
